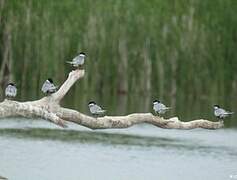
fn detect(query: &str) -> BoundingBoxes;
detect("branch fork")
[0,69,223,130]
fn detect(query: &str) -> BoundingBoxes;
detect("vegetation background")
[0,0,236,126]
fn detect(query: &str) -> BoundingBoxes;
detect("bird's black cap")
[214,105,220,108]
[79,52,86,56]
[88,101,96,105]
[7,82,15,86]
[47,78,53,83]
[153,100,160,103]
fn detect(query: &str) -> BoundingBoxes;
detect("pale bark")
[0,69,223,130]
[0,175,7,180]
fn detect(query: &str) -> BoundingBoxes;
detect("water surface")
[0,119,236,180]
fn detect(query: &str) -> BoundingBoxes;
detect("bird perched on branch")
[5,83,17,99]
[67,52,86,68]
[41,78,58,94]
[213,105,234,120]
[88,101,106,117]
[153,100,171,116]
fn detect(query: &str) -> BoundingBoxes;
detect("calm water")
[0,118,237,180]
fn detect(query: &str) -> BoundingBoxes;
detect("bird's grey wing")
[72,55,84,65]
[47,83,57,92]
[220,108,234,115]
[218,108,228,115]
[158,103,168,110]
[159,103,166,109]
[154,104,165,114]
[72,56,79,63]
[41,82,47,93]
[94,104,103,111]
[216,108,233,118]
[158,103,170,114]
[66,61,73,64]
[66,56,79,65]
[91,104,106,115]
[218,108,227,114]
[12,86,17,96]
[41,81,51,93]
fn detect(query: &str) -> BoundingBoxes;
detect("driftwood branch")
[0,100,66,127]
[52,69,85,102]
[0,69,224,130]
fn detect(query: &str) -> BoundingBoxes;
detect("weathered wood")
[0,100,66,128]
[0,175,8,180]
[0,69,224,130]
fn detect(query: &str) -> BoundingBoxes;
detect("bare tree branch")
[0,100,67,128]
[0,69,223,130]
[56,108,223,130]
[52,69,85,102]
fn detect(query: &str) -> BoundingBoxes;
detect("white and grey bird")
[67,52,86,67]
[41,78,57,94]
[5,83,17,98]
[153,100,171,116]
[214,105,234,120]
[88,101,106,117]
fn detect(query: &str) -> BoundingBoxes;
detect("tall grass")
[0,0,237,123]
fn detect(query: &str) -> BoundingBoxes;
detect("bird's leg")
[93,114,99,118]
[155,112,160,118]
[6,97,13,100]
[219,117,224,122]
[77,65,84,70]
[217,116,224,123]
